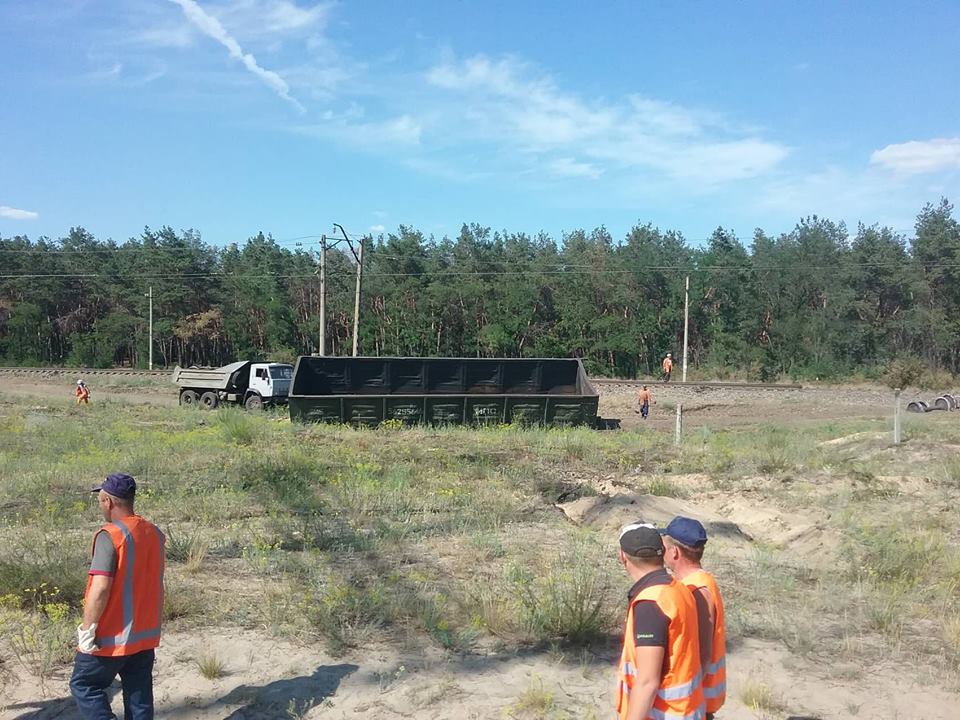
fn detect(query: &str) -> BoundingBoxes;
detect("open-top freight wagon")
[288,356,600,427]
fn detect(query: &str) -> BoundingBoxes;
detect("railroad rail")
[0,367,802,390]
[591,378,803,390]
[0,367,171,378]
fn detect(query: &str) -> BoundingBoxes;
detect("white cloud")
[369,224,385,232]
[168,0,305,112]
[215,0,331,35]
[0,206,39,220]
[871,138,960,175]
[425,55,788,185]
[294,114,422,146]
[548,157,603,180]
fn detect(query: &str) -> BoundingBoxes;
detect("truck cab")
[245,363,294,409]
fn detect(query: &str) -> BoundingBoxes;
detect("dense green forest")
[2,199,959,380]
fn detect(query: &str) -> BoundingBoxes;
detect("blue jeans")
[70,649,155,720]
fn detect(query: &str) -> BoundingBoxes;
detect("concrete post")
[675,403,683,446]
[894,388,901,445]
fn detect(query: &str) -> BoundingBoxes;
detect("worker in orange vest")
[637,385,653,419]
[70,473,165,720]
[662,517,726,719]
[75,379,90,404]
[615,523,705,720]
[661,354,674,382]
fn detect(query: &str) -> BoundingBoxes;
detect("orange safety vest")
[683,569,726,713]
[86,516,165,657]
[616,577,705,720]
[76,386,90,399]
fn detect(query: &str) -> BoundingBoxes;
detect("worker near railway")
[662,353,674,382]
[662,517,726,719]
[637,385,653,419]
[75,379,90,405]
[615,523,705,720]
[70,473,165,720]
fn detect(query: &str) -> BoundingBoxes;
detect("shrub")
[507,544,614,645]
[217,408,260,446]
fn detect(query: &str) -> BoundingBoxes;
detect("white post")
[148,286,153,370]
[352,235,364,357]
[682,275,689,382]
[894,388,901,445]
[675,403,683,446]
[319,236,326,356]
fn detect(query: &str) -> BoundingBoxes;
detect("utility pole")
[318,235,326,356]
[351,234,364,357]
[332,223,365,357]
[146,286,153,370]
[682,275,689,382]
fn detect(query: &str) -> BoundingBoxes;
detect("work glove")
[77,623,98,654]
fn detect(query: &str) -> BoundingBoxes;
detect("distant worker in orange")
[662,517,726,719]
[75,379,90,405]
[661,353,674,382]
[637,385,653,419]
[615,523,704,720]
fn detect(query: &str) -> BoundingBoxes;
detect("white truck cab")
[247,363,293,409]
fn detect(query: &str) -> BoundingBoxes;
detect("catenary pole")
[319,235,326,356]
[147,286,153,370]
[352,234,364,357]
[682,275,689,382]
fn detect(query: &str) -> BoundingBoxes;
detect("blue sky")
[2,0,959,247]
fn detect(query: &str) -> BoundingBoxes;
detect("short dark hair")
[667,537,704,562]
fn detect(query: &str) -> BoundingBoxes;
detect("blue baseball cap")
[91,473,137,500]
[661,516,707,548]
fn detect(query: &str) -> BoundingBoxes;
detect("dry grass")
[0,392,958,694]
[195,652,226,680]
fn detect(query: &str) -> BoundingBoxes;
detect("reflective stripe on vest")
[90,517,165,656]
[648,706,706,720]
[683,569,726,713]
[615,577,705,720]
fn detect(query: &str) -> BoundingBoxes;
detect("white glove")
[77,623,98,653]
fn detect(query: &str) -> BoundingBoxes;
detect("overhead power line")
[0,260,954,280]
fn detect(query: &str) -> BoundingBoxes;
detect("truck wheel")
[200,391,219,410]
[245,394,263,411]
[180,390,199,407]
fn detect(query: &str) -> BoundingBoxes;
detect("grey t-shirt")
[89,530,117,576]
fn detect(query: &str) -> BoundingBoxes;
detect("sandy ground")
[3,627,957,720]
[2,376,959,718]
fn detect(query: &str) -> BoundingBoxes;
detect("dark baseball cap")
[661,516,708,548]
[91,473,137,500]
[619,523,664,557]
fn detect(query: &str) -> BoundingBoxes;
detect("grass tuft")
[196,652,226,680]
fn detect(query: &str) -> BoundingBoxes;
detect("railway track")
[590,378,803,390]
[0,367,802,390]
[0,367,171,378]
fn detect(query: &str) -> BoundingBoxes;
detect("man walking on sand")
[615,523,704,720]
[70,473,165,720]
[637,385,652,419]
[661,354,673,382]
[662,517,726,719]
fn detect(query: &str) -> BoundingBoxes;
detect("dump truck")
[288,356,600,427]
[172,361,293,410]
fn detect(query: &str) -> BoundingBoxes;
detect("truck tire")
[245,393,263,411]
[200,391,219,410]
[179,390,199,407]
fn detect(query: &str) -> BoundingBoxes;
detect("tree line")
[1,199,959,380]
